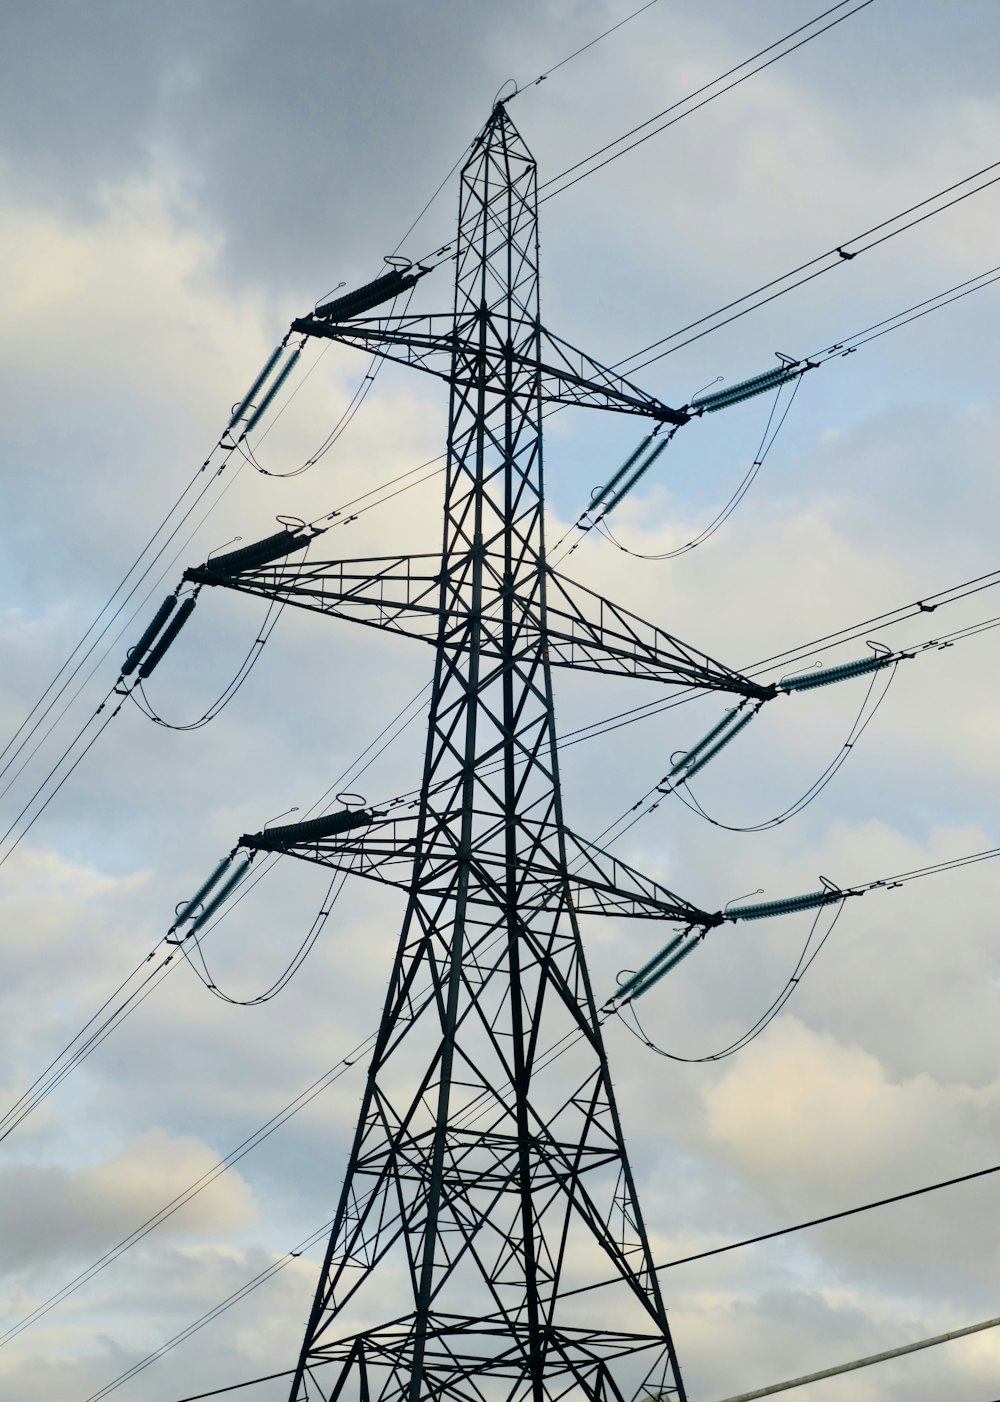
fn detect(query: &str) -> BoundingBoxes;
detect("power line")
[620,897,849,1063]
[712,1314,1000,1401]
[95,1152,1000,1401]
[6,529,994,1149]
[11,63,998,1390]
[565,1158,1000,1298]
[807,258,1000,360]
[514,0,662,92]
[555,557,1000,754]
[10,163,1000,867]
[538,1,875,203]
[0,677,432,1147]
[164,1372,301,1402]
[408,0,876,270]
[79,1219,337,1402]
[47,788,999,1377]
[617,155,1000,375]
[0,1055,366,1349]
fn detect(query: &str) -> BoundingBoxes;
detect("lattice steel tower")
[189,101,768,1402]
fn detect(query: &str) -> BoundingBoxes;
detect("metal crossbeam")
[289,313,688,423]
[186,554,768,697]
[242,812,716,926]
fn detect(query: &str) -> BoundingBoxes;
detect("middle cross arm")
[239,808,719,927]
[290,311,689,424]
[186,549,769,699]
[539,567,772,698]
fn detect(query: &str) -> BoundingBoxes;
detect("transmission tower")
[187,101,770,1402]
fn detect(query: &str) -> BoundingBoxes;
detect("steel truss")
[194,103,758,1402]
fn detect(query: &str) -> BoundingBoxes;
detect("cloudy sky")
[1,1,1000,1399]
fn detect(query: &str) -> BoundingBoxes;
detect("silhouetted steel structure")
[190,102,768,1402]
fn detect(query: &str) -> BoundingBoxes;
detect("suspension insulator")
[120,595,177,677]
[669,708,745,778]
[677,709,756,782]
[227,344,284,430]
[203,529,311,577]
[779,654,893,692]
[244,808,373,851]
[136,596,197,680]
[604,436,671,512]
[244,348,302,434]
[635,931,702,994]
[728,889,840,922]
[692,366,797,414]
[315,267,423,321]
[592,435,655,508]
[613,930,687,1002]
[188,857,253,933]
[174,854,238,928]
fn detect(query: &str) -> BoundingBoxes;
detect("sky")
[1,1,999,1399]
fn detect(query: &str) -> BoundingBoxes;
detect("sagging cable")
[619,896,849,1064]
[184,869,349,1007]
[556,425,682,564]
[598,365,806,562]
[678,656,900,834]
[606,882,847,1011]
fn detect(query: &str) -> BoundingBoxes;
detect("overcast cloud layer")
[1,3,999,1401]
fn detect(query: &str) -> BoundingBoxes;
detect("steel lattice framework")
[189,102,768,1402]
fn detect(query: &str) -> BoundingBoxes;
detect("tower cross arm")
[238,804,719,930]
[184,552,445,645]
[541,567,774,699]
[290,312,688,423]
[183,551,769,703]
[240,808,421,892]
[561,828,720,926]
